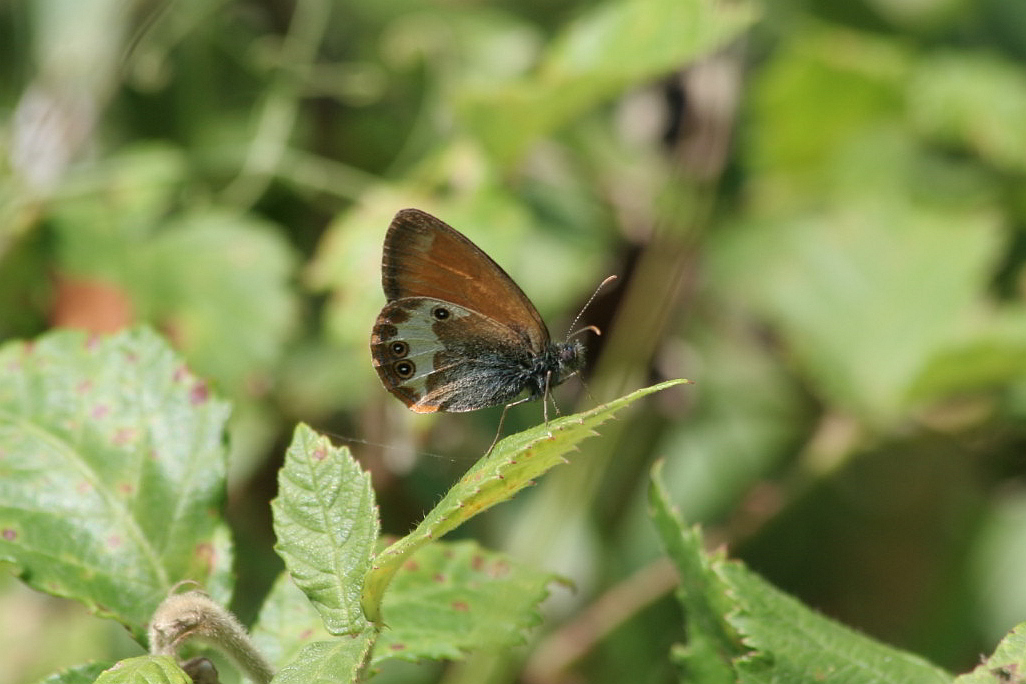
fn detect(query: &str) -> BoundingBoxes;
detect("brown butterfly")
[371,208,599,442]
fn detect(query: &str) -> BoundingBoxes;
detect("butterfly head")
[556,339,586,383]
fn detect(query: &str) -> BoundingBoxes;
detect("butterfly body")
[371,208,585,415]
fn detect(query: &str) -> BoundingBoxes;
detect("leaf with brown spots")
[371,540,563,665]
[271,424,378,636]
[0,328,232,643]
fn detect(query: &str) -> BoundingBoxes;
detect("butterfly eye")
[431,306,450,321]
[389,341,409,357]
[394,360,415,379]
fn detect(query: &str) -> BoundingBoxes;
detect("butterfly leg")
[485,395,533,455]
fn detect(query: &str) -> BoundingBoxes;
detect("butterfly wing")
[371,297,536,412]
[381,208,550,351]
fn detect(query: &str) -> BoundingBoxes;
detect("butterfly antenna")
[565,275,618,339]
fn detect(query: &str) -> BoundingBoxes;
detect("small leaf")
[372,540,561,665]
[251,572,333,670]
[36,662,111,684]
[362,379,689,623]
[954,623,1026,684]
[0,327,231,641]
[271,424,378,635]
[271,636,375,684]
[94,656,190,684]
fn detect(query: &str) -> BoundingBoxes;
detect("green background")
[2,0,1025,681]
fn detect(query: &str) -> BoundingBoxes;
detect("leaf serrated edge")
[362,379,690,623]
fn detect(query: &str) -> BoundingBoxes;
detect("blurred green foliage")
[1,0,1026,681]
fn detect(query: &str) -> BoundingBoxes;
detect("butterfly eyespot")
[431,306,450,321]
[389,341,409,357]
[394,360,415,378]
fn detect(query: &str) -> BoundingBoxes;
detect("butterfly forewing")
[382,209,550,350]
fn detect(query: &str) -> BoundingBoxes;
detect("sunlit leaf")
[0,328,231,641]
[362,379,689,622]
[372,540,561,664]
[93,656,189,684]
[272,425,378,635]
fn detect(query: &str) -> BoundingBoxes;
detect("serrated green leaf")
[650,463,955,683]
[271,636,375,684]
[271,424,378,635]
[461,0,757,162]
[0,328,231,642]
[723,561,953,684]
[362,379,688,623]
[648,461,737,683]
[94,656,190,684]
[251,572,333,670]
[36,662,111,684]
[371,539,560,665]
[954,623,1026,684]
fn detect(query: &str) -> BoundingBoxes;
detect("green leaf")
[0,327,232,641]
[271,424,378,635]
[93,656,190,684]
[460,0,757,162]
[711,197,1003,424]
[372,540,561,665]
[362,379,689,623]
[649,463,955,683]
[141,210,300,399]
[954,623,1026,684]
[271,636,375,684]
[648,461,738,683]
[37,662,111,684]
[725,558,954,683]
[251,572,332,670]
[909,51,1026,172]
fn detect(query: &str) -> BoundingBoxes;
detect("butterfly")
[370,208,602,443]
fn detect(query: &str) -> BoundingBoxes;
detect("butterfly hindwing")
[371,297,535,413]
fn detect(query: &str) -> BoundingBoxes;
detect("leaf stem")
[149,590,275,684]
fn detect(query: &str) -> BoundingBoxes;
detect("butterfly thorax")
[525,339,586,400]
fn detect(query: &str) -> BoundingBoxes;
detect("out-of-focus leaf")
[36,662,111,684]
[362,379,690,623]
[460,0,758,162]
[141,211,300,399]
[49,146,188,270]
[970,493,1026,646]
[710,197,1004,424]
[910,310,1026,400]
[745,27,908,206]
[0,328,231,642]
[93,656,189,684]
[271,425,378,636]
[372,540,561,665]
[909,51,1026,172]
